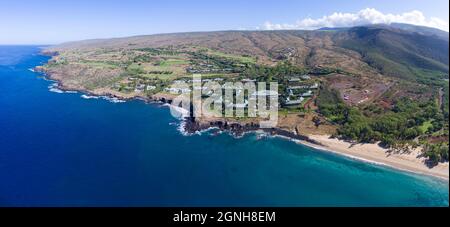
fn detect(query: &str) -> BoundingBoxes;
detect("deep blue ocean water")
[0,46,448,207]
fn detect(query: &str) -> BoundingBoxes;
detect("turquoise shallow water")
[0,46,448,207]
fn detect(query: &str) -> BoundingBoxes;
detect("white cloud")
[263,8,449,32]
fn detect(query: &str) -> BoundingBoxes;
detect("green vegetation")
[423,143,449,166]
[156,59,188,67]
[242,61,308,81]
[418,120,433,134]
[310,67,347,75]
[126,63,146,75]
[443,83,449,119]
[317,85,448,163]
[188,50,250,74]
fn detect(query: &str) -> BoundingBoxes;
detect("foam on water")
[81,94,99,99]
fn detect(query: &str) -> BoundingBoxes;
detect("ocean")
[0,46,448,207]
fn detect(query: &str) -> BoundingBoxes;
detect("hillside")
[45,25,449,82]
[334,25,449,84]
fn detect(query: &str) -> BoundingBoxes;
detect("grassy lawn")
[141,60,186,75]
[157,59,189,67]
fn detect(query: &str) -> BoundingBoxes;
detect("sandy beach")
[298,135,449,180]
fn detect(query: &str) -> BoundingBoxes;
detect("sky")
[1,0,449,44]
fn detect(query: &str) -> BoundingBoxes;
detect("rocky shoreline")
[183,116,324,146]
[34,67,167,104]
[34,52,448,180]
